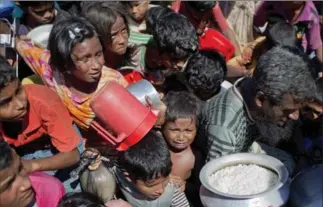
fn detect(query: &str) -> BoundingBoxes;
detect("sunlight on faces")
[71,37,105,83]
[0,80,28,122]
[0,150,34,207]
[108,16,129,55]
[162,118,197,150]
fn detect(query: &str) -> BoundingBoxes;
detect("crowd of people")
[0,1,322,207]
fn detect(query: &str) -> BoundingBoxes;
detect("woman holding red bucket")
[16,16,166,152]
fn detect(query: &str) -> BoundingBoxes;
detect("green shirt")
[197,78,260,161]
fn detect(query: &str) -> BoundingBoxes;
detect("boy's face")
[0,80,28,121]
[128,1,150,23]
[26,2,55,26]
[162,118,197,150]
[134,176,169,199]
[0,150,34,207]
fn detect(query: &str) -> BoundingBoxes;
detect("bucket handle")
[91,121,127,145]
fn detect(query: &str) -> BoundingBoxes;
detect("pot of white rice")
[199,153,290,207]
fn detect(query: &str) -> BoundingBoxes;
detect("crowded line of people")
[0,1,322,207]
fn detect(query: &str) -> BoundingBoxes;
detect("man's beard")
[255,119,295,147]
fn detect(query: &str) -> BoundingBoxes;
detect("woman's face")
[108,15,129,55]
[71,37,105,83]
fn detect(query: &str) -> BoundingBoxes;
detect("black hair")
[48,17,99,73]
[58,192,105,207]
[0,55,17,91]
[119,130,172,182]
[82,2,129,44]
[146,7,173,32]
[186,1,216,12]
[153,12,199,60]
[163,91,201,124]
[267,22,298,48]
[0,139,13,170]
[252,46,316,104]
[185,50,227,100]
[19,1,54,8]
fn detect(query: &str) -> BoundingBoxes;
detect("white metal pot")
[200,153,290,207]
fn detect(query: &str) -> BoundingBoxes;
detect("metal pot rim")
[199,153,289,199]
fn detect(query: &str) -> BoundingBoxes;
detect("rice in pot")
[209,164,278,196]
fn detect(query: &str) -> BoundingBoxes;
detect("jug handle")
[91,121,127,145]
[91,121,117,146]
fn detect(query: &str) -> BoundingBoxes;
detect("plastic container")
[27,24,53,48]
[127,79,162,110]
[90,81,157,151]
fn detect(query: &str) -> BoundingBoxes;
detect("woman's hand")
[22,159,39,173]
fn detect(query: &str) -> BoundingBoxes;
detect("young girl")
[16,17,128,147]
[83,2,146,72]
[162,91,203,206]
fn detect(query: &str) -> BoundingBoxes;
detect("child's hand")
[22,159,39,173]
[169,175,186,192]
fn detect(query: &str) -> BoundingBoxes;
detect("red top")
[0,84,81,152]
[171,0,230,32]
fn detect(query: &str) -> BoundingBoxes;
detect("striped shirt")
[197,78,259,161]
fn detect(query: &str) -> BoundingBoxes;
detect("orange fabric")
[0,85,81,152]
[16,41,129,129]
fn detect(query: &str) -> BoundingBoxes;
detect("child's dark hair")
[185,50,227,100]
[57,192,105,207]
[146,7,173,32]
[0,55,16,90]
[0,138,13,170]
[153,12,199,60]
[267,22,298,48]
[19,1,54,8]
[163,91,201,124]
[82,2,129,45]
[48,17,99,73]
[186,1,216,12]
[119,130,172,182]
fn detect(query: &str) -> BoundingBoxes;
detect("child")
[17,1,70,36]
[83,2,146,72]
[162,91,204,206]
[0,139,65,207]
[163,50,229,101]
[0,55,82,192]
[185,50,229,101]
[152,12,199,71]
[58,192,131,207]
[116,130,190,207]
[123,0,154,33]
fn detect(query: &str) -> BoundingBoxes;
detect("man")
[0,139,65,207]
[197,47,318,173]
